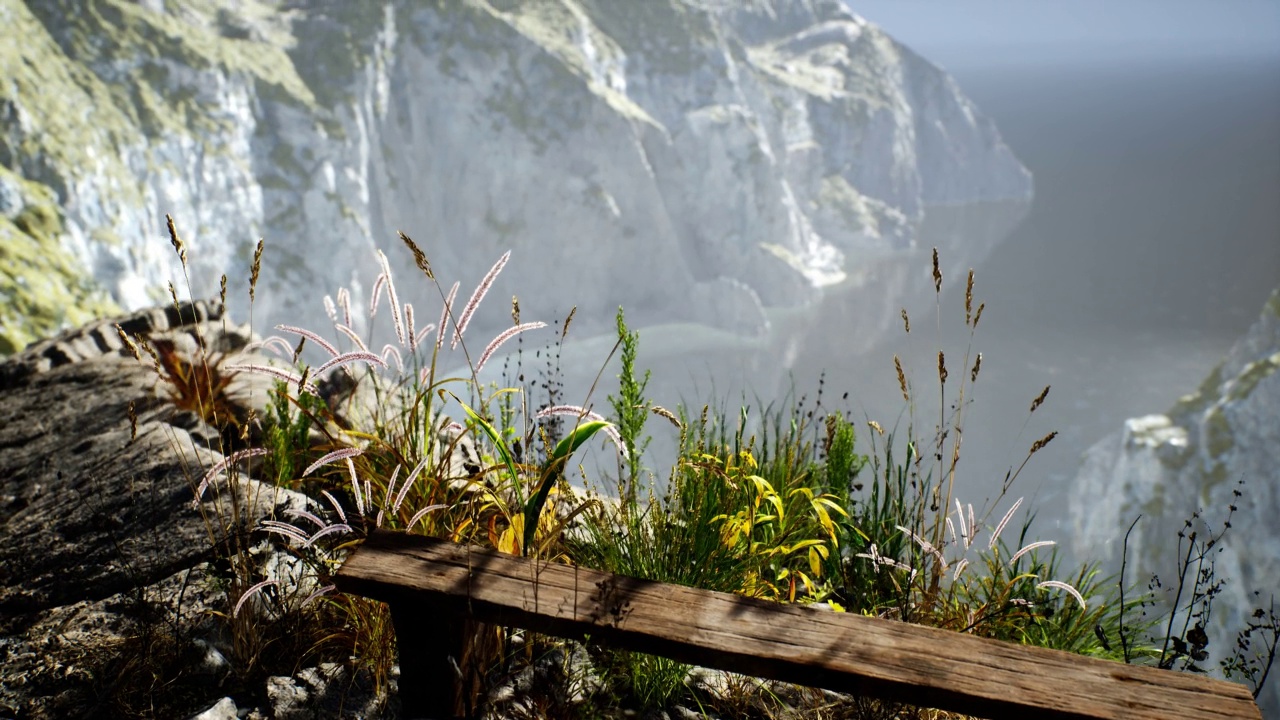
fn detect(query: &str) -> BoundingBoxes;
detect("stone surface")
[1,0,1030,354]
[0,301,364,718]
[1068,286,1280,715]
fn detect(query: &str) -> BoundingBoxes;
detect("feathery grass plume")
[971,352,982,383]
[413,323,435,349]
[536,404,626,459]
[337,287,352,326]
[376,250,405,346]
[453,250,511,349]
[511,295,520,324]
[405,303,417,351]
[233,579,277,619]
[406,504,447,531]
[323,295,337,324]
[436,281,459,352]
[303,447,364,477]
[379,344,404,373]
[476,322,547,373]
[314,350,387,378]
[563,306,577,338]
[897,524,947,569]
[249,239,263,302]
[165,214,187,267]
[347,457,366,516]
[954,499,969,547]
[965,269,974,326]
[1038,580,1087,610]
[276,324,339,358]
[1030,385,1051,413]
[937,350,948,385]
[369,273,386,319]
[932,247,942,294]
[246,335,295,358]
[1009,540,1057,567]
[989,497,1024,550]
[192,447,271,506]
[894,355,909,402]
[226,363,317,395]
[219,274,227,305]
[398,230,434,280]
[900,307,910,333]
[334,324,368,352]
[1029,431,1057,455]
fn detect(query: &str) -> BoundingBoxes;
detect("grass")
[90,217,1275,718]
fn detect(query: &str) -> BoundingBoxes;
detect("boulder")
[0,302,356,717]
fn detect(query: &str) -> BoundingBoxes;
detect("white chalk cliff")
[1,0,1030,352]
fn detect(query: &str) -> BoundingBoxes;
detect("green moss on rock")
[0,170,120,355]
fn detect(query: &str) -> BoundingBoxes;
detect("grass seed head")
[937,350,948,385]
[1031,385,1051,413]
[970,352,982,383]
[894,355,909,402]
[165,214,186,267]
[1030,431,1058,455]
[250,239,264,302]
[398,230,434,279]
[965,269,975,325]
[115,324,140,361]
[900,307,910,334]
[932,247,942,294]
[563,306,576,338]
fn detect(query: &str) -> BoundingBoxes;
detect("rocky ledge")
[0,302,392,719]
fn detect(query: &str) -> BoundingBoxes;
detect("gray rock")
[4,0,1030,353]
[1068,287,1280,715]
[188,696,240,720]
[266,675,314,720]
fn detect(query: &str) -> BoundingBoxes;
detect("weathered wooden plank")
[335,531,1261,720]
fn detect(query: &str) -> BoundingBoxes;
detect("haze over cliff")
[1,0,1030,355]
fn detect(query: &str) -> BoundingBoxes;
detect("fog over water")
[550,7,1280,568]
[841,3,1280,550]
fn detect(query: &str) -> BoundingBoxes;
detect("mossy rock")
[0,170,119,355]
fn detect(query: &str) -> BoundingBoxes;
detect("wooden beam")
[335,531,1261,720]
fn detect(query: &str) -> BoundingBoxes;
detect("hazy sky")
[847,0,1280,70]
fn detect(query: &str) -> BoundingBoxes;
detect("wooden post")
[386,599,466,718]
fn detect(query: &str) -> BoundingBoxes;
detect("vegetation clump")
[100,218,1274,718]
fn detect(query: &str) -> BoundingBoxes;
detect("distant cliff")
[1069,287,1279,712]
[1,0,1030,353]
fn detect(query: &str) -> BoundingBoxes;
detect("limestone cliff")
[1,0,1030,353]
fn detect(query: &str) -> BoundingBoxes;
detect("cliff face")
[1068,288,1280,710]
[1,0,1030,352]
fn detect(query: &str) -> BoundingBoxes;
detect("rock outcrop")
[1068,287,1280,714]
[2,0,1030,353]
[0,302,380,718]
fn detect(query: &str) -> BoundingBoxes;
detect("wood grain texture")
[335,531,1260,720]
